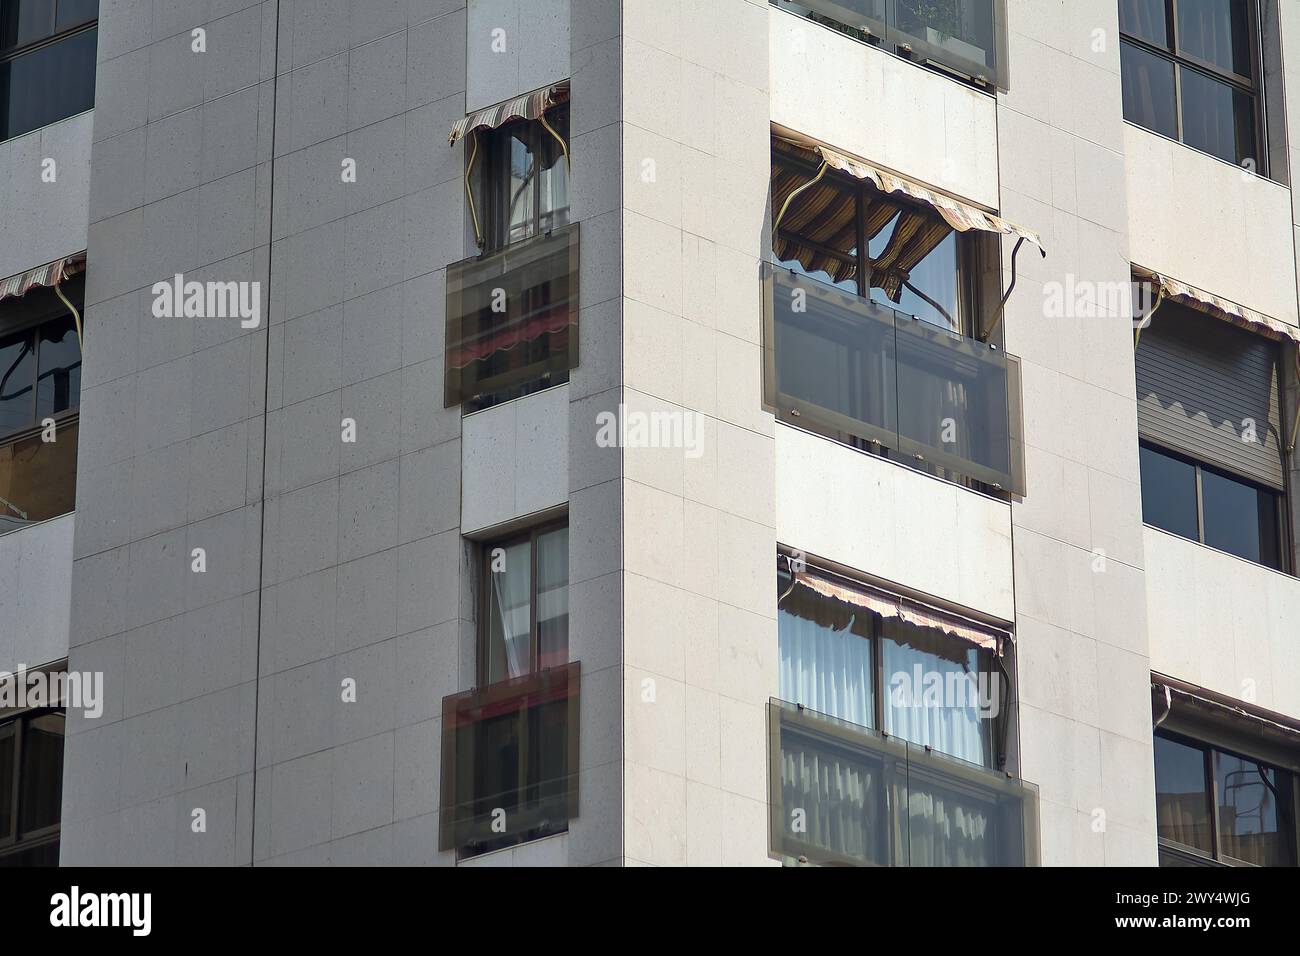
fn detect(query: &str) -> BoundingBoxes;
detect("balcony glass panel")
[769,699,1039,866]
[773,0,1006,89]
[0,419,78,532]
[764,264,1023,493]
[439,662,580,858]
[445,222,579,412]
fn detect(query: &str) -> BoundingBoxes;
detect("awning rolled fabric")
[1138,267,1300,345]
[814,144,1044,252]
[0,252,87,303]
[448,81,570,146]
[792,569,1009,655]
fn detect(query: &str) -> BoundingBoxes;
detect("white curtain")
[778,606,874,729]
[489,540,532,680]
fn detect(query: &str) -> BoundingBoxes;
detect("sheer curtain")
[487,539,531,682]
[535,527,569,670]
[778,604,874,729]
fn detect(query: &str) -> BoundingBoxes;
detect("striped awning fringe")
[1138,267,1300,344]
[0,252,87,303]
[792,570,1009,655]
[815,144,1044,252]
[449,81,570,146]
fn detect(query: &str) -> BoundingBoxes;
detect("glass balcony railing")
[0,418,78,534]
[438,662,580,858]
[768,699,1040,866]
[763,264,1025,494]
[772,0,1008,90]
[445,222,579,413]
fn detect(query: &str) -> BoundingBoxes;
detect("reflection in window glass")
[1181,67,1257,166]
[504,129,535,246]
[0,723,13,839]
[1118,0,1168,47]
[535,527,568,670]
[55,0,100,33]
[1215,750,1293,866]
[1139,444,1198,540]
[1201,467,1280,568]
[869,218,959,332]
[1120,40,1178,140]
[0,331,35,434]
[18,713,63,833]
[777,592,875,730]
[1176,0,1252,77]
[537,128,569,235]
[485,539,531,684]
[1154,735,1213,854]
[35,317,81,419]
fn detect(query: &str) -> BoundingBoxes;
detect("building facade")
[1,0,1299,867]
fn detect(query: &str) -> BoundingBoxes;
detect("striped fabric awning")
[792,569,1009,655]
[448,81,570,146]
[1138,268,1300,345]
[816,144,1044,252]
[0,252,87,303]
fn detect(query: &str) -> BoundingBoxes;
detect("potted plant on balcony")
[899,0,987,64]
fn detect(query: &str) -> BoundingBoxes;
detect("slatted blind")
[1136,304,1285,490]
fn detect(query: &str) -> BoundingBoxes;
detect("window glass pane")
[1176,0,1252,77]
[777,583,875,729]
[1201,467,1279,566]
[55,0,100,32]
[35,316,81,419]
[880,617,994,768]
[869,213,960,333]
[1120,40,1178,140]
[537,116,569,235]
[485,539,531,683]
[1119,0,1169,47]
[1139,445,1199,540]
[0,329,36,433]
[0,722,14,838]
[1,27,98,141]
[1215,751,1295,866]
[1,0,54,50]
[1154,734,1213,853]
[502,127,535,246]
[1180,67,1257,166]
[18,712,63,833]
[535,527,568,670]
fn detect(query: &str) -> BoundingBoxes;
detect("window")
[479,523,569,686]
[765,140,1024,495]
[445,107,578,413]
[771,0,1008,91]
[438,522,577,858]
[777,559,1001,770]
[0,708,65,867]
[1134,301,1288,571]
[1119,0,1282,175]
[770,559,1038,867]
[0,274,83,532]
[1155,730,1298,866]
[0,0,98,142]
[479,106,570,252]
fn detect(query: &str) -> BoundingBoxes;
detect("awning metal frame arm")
[1289,344,1300,454]
[463,130,484,248]
[54,275,83,350]
[981,236,1044,344]
[772,160,827,238]
[1133,283,1167,350]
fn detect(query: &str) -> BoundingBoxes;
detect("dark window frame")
[0,0,99,142]
[0,275,84,443]
[478,104,570,255]
[0,706,64,866]
[477,519,569,688]
[1120,0,1268,172]
[1139,438,1288,572]
[1155,727,1300,867]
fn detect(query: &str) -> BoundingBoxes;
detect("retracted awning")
[0,252,86,303]
[791,568,1010,655]
[1136,266,1300,345]
[448,81,570,146]
[815,144,1044,251]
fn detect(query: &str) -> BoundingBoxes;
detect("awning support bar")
[772,161,827,238]
[464,131,483,248]
[982,236,1044,343]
